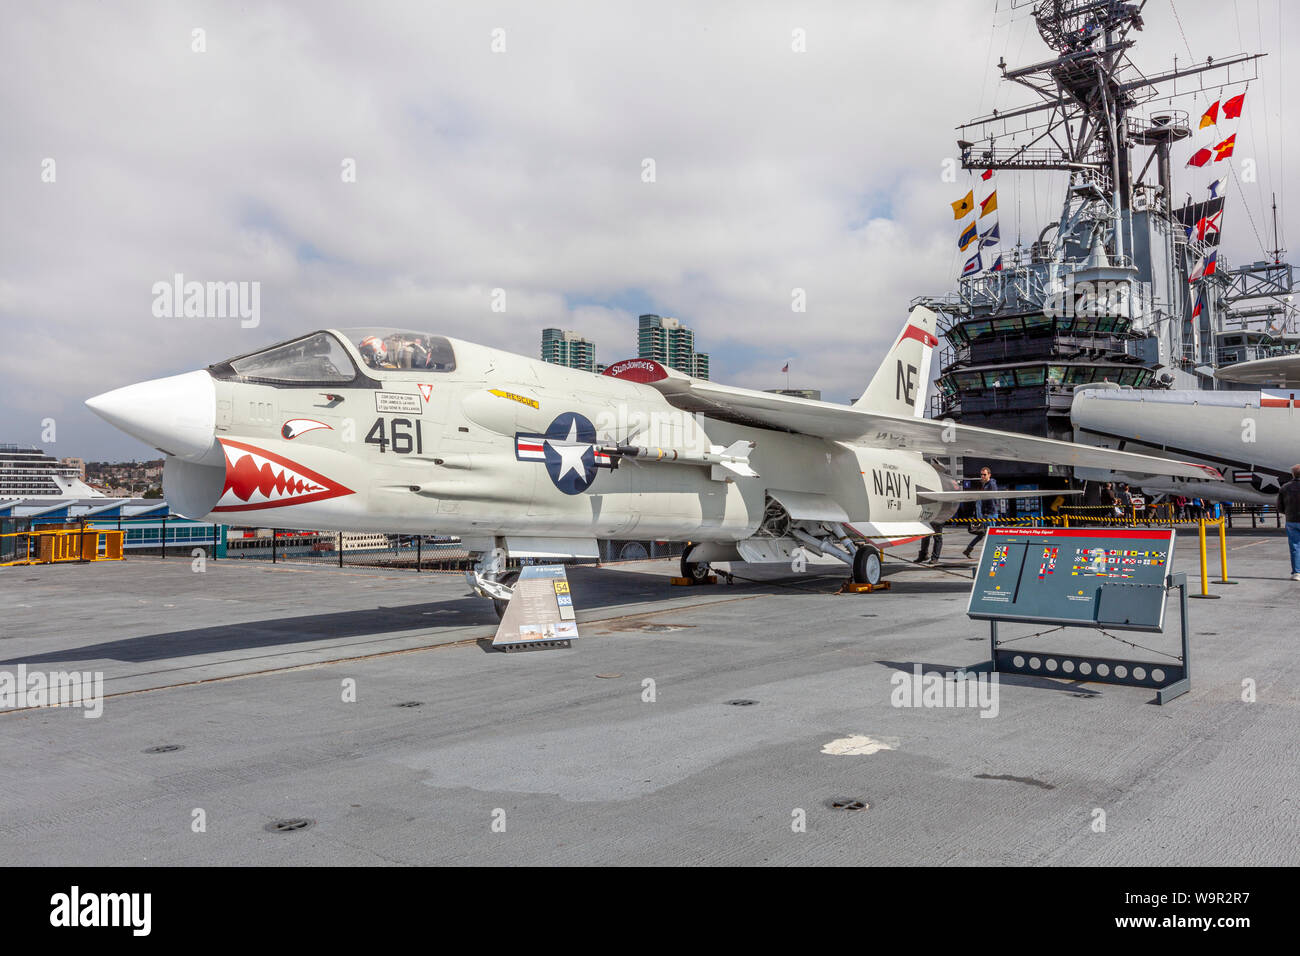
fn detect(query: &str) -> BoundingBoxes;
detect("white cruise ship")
[0,444,102,500]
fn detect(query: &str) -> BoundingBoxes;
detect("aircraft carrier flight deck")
[1,533,1295,867]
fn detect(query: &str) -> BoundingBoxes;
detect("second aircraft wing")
[642,378,1223,482]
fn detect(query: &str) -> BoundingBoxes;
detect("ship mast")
[916,0,1282,493]
[1269,194,1286,266]
[955,0,1262,265]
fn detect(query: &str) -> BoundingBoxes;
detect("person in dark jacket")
[1278,465,1300,581]
[962,466,1001,559]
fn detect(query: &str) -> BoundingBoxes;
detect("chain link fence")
[224,531,686,571]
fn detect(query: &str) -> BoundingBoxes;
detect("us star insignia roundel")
[514,412,613,495]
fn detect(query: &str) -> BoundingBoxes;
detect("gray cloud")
[1,0,1294,459]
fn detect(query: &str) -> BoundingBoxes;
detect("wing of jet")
[609,366,1222,481]
[1071,384,1298,503]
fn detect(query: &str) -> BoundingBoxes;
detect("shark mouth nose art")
[212,438,355,512]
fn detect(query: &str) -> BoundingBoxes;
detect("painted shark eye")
[281,418,331,440]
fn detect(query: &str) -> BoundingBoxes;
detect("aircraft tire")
[492,570,520,620]
[852,545,882,586]
[680,543,711,581]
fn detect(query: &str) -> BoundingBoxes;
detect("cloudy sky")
[2,0,1295,460]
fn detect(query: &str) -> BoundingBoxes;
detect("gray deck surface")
[1,530,1296,866]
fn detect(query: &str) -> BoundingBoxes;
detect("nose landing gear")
[680,543,713,582]
[490,569,520,620]
[465,550,518,620]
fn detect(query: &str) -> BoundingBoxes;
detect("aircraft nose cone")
[86,370,219,463]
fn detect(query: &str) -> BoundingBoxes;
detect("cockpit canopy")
[211,329,456,386]
[338,328,456,373]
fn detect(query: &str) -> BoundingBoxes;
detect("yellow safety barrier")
[0,529,125,566]
[1191,516,1235,599]
[945,502,1193,528]
[0,531,34,566]
[82,528,126,561]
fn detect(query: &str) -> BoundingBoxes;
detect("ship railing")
[1213,344,1278,367]
[956,265,1051,310]
[925,259,1154,328]
[1125,111,1191,140]
[959,265,1150,317]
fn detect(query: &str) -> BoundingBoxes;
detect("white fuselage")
[161,334,943,545]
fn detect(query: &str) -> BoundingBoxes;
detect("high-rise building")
[637,314,710,380]
[540,328,597,373]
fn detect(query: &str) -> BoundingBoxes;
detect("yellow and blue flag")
[958,221,978,250]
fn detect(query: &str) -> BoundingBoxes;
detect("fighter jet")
[1072,375,1300,504]
[86,306,1220,612]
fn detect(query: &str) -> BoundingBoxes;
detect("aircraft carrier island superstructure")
[917,0,1296,490]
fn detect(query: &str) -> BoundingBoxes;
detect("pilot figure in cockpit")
[357,335,389,369]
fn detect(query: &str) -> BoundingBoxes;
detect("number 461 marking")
[365,417,423,454]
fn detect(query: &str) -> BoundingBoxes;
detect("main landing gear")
[789,523,885,587]
[851,544,883,587]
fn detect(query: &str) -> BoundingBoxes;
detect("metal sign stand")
[967,528,1192,705]
[985,572,1191,704]
[492,565,579,652]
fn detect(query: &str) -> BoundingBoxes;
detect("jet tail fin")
[853,305,938,417]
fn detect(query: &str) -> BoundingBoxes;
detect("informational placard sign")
[492,564,578,650]
[967,527,1176,632]
[964,526,1191,704]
